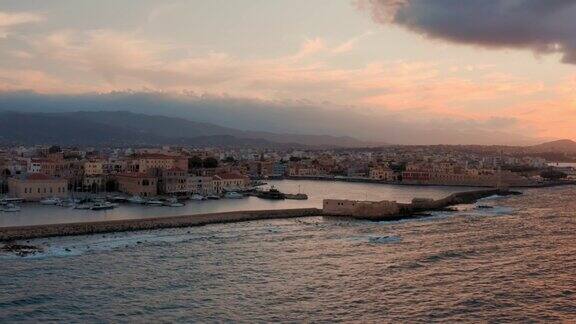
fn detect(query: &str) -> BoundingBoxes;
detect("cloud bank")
[0,11,43,38]
[358,0,576,63]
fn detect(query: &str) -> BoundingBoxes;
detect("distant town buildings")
[0,143,571,201]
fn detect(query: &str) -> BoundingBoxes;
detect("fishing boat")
[256,187,285,200]
[1,203,21,212]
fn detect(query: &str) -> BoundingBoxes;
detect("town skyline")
[1,0,576,144]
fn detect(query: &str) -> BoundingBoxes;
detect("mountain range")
[0,111,376,148]
[1,110,575,152]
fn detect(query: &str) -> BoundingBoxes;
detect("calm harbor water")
[0,180,476,227]
[1,182,575,322]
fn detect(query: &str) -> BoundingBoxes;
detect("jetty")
[0,208,321,242]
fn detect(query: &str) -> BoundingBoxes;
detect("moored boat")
[1,203,21,212]
[74,204,92,210]
[164,197,185,207]
[90,202,115,210]
[0,198,24,205]
[256,187,285,200]
[40,197,62,205]
[146,199,164,206]
[128,195,146,204]
[224,191,244,199]
[190,194,207,201]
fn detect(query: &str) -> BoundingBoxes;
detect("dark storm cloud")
[359,0,576,63]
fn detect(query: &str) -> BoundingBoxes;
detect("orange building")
[116,173,157,197]
[8,173,68,201]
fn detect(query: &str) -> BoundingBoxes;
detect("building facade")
[116,173,157,197]
[7,173,68,201]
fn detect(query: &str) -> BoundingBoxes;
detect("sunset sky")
[1,0,575,144]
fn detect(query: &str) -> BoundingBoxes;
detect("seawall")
[323,189,521,221]
[0,208,322,242]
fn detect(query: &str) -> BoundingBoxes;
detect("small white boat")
[146,199,164,206]
[74,204,92,210]
[0,198,24,205]
[109,196,128,203]
[190,194,206,201]
[90,202,115,210]
[128,195,146,204]
[57,198,79,208]
[1,203,21,212]
[165,197,185,207]
[224,191,244,199]
[40,197,62,205]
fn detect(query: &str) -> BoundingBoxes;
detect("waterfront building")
[186,176,214,195]
[84,160,105,176]
[212,173,249,194]
[129,154,176,173]
[159,168,188,195]
[369,167,396,181]
[82,175,106,192]
[7,173,68,201]
[116,173,157,197]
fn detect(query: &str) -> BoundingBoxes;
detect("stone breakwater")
[0,208,322,242]
[405,189,521,212]
[323,189,521,221]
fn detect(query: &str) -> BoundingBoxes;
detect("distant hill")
[64,111,374,147]
[0,111,373,148]
[526,139,576,154]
